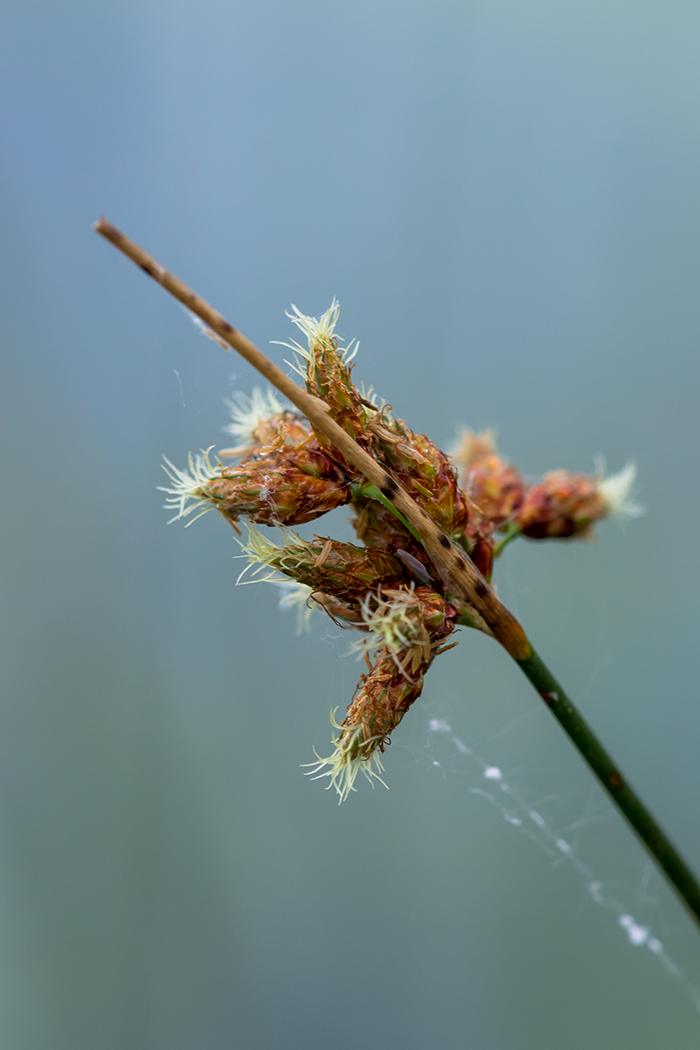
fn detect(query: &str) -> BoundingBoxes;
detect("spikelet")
[275,300,370,446]
[516,470,608,539]
[451,429,525,528]
[237,525,406,603]
[306,587,457,802]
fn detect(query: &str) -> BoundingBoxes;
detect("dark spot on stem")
[139,263,154,276]
[475,580,487,598]
[220,320,234,334]
[607,771,623,790]
[456,557,466,570]
[439,534,450,548]
[380,486,395,500]
[383,474,398,494]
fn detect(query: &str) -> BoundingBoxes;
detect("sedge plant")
[94,217,700,929]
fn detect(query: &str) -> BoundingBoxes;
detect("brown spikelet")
[305,587,457,801]
[516,470,608,539]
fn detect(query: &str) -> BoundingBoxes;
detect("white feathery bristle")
[159,448,221,525]
[272,299,359,377]
[236,524,288,584]
[223,387,286,443]
[277,580,318,634]
[235,524,311,586]
[352,590,418,657]
[303,710,389,804]
[287,298,341,347]
[598,461,645,519]
[237,530,318,630]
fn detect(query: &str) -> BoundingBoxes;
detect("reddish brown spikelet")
[350,417,495,577]
[293,311,371,445]
[306,346,369,444]
[306,587,458,800]
[244,528,407,604]
[466,455,525,527]
[463,505,495,579]
[346,587,455,743]
[290,540,406,603]
[220,410,313,459]
[208,432,351,527]
[452,430,525,528]
[370,413,472,538]
[516,470,608,539]
[312,588,458,800]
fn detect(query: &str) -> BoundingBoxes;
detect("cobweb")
[425,713,695,984]
[389,676,700,1017]
[300,517,700,1017]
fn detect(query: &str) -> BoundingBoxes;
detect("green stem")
[493,522,521,558]
[516,646,700,926]
[350,481,423,543]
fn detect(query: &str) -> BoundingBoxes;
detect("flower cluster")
[161,303,641,800]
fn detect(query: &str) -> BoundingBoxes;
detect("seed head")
[516,470,606,539]
[451,429,525,528]
[515,461,644,540]
[307,586,458,801]
[278,300,370,446]
[160,301,643,800]
[237,525,405,602]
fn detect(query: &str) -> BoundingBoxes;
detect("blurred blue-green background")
[2,1,700,1047]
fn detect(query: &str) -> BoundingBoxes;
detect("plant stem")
[493,522,521,558]
[516,645,700,926]
[349,481,423,542]
[94,216,700,929]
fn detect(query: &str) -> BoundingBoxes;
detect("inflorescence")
[160,303,641,801]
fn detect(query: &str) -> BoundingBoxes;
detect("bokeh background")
[2,1,700,1047]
